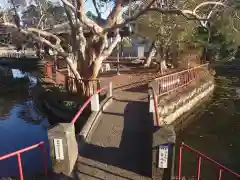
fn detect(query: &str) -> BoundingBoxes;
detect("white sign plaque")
[53,139,64,160]
[158,145,168,168]
[138,46,144,58]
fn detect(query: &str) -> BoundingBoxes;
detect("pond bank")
[31,81,107,134]
[175,75,240,180]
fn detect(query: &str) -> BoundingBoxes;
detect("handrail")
[178,142,240,180]
[156,63,209,97]
[44,62,100,82]
[150,63,210,126]
[43,62,100,93]
[0,141,47,180]
[71,87,106,124]
[155,63,209,81]
[150,87,160,126]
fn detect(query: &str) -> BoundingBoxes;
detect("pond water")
[0,67,51,178]
[175,75,240,180]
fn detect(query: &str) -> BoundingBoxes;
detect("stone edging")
[149,72,215,180]
[78,94,113,149]
[162,82,214,125]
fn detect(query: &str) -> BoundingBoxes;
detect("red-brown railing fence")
[151,63,210,126]
[43,62,100,93]
[155,63,209,98]
[178,143,240,180]
[0,141,47,180]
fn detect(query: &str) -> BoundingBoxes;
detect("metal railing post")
[178,144,183,180]
[196,156,202,180]
[17,153,24,180]
[108,82,112,97]
[218,169,222,180]
[179,143,240,179]
[0,141,47,180]
[40,142,48,177]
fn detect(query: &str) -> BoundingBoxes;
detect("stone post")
[138,46,145,58]
[152,126,176,180]
[48,123,78,175]
[108,82,113,97]
[91,93,100,112]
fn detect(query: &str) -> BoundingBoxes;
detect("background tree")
[0,0,227,97]
[134,0,240,68]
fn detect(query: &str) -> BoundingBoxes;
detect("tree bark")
[160,58,167,74]
[144,41,156,68]
[83,79,99,98]
[156,44,167,74]
[67,54,78,93]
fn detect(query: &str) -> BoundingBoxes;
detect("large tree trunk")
[144,42,156,68]
[78,55,104,98]
[156,43,168,74]
[160,58,167,74]
[67,56,78,93]
[171,43,179,68]
[83,79,99,98]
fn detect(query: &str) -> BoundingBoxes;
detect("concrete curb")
[161,81,215,125]
[78,95,113,150]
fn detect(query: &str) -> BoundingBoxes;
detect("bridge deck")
[75,91,152,180]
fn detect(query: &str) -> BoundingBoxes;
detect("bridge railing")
[71,83,112,124]
[149,63,210,126]
[0,141,48,180]
[43,62,101,93]
[155,63,209,98]
[178,143,240,180]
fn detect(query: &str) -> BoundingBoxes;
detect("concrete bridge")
[0,57,45,72]
[1,64,240,180]
[0,47,43,71]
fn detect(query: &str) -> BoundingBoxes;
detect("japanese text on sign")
[53,138,64,160]
[158,145,168,168]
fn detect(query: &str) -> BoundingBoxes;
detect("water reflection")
[0,67,50,178]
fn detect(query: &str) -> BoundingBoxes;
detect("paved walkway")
[74,89,152,180]
[41,72,156,180]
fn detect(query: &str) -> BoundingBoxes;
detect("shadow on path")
[76,99,152,179]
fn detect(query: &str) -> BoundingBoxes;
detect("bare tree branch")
[105,0,124,28]
[61,0,76,12]
[2,22,61,47]
[92,0,102,18]
[102,33,121,57]
[37,14,46,29]
[193,1,226,13]
[193,1,226,27]
[2,22,82,79]
[232,15,240,32]
[235,11,240,20]
[104,9,202,33]
[28,28,61,45]
[232,20,239,32]
[103,0,156,33]
[104,1,227,32]
[62,2,78,53]
[62,0,103,34]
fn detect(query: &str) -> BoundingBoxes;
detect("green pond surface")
[175,75,240,180]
